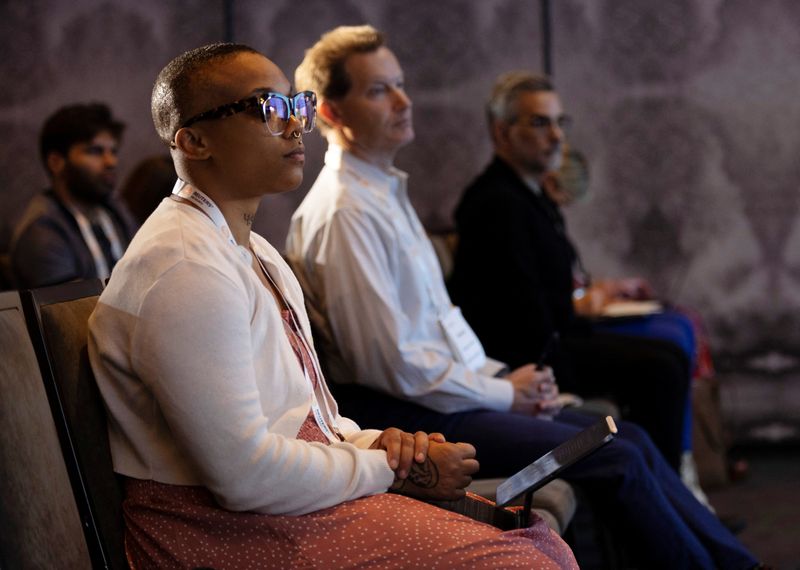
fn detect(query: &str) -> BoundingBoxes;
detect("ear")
[491,120,511,148]
[46,152,66,177]
[173,127,211,161]
[318,99,343,129]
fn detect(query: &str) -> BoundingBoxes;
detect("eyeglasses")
[513,114,572,132]
[181,91,317,136]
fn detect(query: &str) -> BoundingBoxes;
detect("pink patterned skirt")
[123,478,577,569]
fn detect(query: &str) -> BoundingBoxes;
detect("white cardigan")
[89,197,394,516]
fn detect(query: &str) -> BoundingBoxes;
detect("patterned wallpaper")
[0,0,797,434]
[554,0,800,437]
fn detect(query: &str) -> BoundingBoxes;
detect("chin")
[396,130,415,149]
[272,172,304,195]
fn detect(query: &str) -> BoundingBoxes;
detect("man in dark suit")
[10,103,137,288]
[450,72,690,470]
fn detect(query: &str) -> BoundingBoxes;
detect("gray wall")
[1,0,798,437]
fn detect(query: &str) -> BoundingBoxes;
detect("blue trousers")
[597,309,698,451]
[335,385,756,570]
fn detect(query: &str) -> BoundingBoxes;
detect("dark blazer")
[10,190,137,289]
[450,156,580,368]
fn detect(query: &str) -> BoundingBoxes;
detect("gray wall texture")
[0,0,797,437]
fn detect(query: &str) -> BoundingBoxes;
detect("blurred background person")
[9,103,136,288]
[450,72,691,471]
[118,154,176,226]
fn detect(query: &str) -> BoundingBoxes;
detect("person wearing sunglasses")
[89,43,577,569]
[286,26,758,569]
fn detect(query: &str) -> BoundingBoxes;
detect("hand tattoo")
[407,457,439,489]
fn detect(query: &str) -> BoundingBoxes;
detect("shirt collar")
[325,143,409,205]
[520,173,543,196]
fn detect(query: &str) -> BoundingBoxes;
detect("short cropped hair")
[295,25,384,133]
[486,71,554,127]
[39,103,125,168]
[151,42,260,145]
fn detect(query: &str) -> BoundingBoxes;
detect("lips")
[284,147,305,162]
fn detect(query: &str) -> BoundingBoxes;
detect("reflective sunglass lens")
[265,96,289,135]
[296,93,316,133]
[262,92,316,135]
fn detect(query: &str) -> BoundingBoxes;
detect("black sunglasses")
[181,91,317,136]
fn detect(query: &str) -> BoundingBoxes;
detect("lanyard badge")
[173,178,344,444]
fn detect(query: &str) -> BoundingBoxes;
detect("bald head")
[151,43,261,145]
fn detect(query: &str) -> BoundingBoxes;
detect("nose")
[549,122,565,142]
[391,86,412,110]
[103,149,118,168]
[283,114,303,139]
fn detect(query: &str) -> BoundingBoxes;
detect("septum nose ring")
[291,130,301,139]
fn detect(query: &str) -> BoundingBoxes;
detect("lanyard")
[172,179,343,443]
[253,252,343,444]
[171,179,239,247]
[63,201,125,280]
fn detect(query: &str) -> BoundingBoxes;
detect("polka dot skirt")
[123,480,577,569]
[121,306,577,568]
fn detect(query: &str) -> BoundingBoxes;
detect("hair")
[486,71,555,128]
[151,42,261,145]
[119,154,177,225]
[295,25,384,134]
[39,103,125,168]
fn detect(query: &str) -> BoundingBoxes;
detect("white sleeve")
[322,209,513,413]
[131,261,395,515]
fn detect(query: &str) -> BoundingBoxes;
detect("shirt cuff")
[478,375,515,411]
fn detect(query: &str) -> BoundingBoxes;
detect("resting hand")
[573,285,608,316]
[391,440,479,501]
[508,365,560,418]
[535,382,563,420]
[614,277,655,301]
[370,428,446,480]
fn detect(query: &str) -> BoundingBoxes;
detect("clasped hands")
[508,364,562,419]
[370,428,478,501]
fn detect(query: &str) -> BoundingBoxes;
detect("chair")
[0,290,92,569]
[466,477,576,535]
[0,253,15,291]
[23,280,127,570]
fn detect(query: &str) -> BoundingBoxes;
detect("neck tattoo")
[243,212,255,227]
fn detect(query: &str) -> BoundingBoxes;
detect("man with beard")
[10,103,136,288]
[449,72,692,470]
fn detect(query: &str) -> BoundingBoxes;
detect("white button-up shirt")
[287,144,514,414]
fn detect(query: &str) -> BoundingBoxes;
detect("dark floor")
[706,445,800,570]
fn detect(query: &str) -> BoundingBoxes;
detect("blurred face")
[59,131,119,203]
[183,51,305,197]
[499,91,565,179]
[328,46,414,158]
